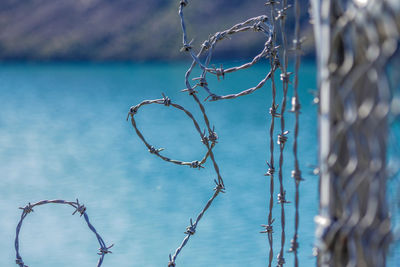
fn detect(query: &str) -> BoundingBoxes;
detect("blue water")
[0,62,396,266]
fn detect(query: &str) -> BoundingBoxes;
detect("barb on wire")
[168,179,225,266]
[127,5,228,258]
[178,1,277,102]
[275,0,292,266]
[288,0,304,266]
[14,199,112,267]
[127,95,217,169]
[175,0,301,266]
[261,218,275,234]
[263,1,280,266]
[127,92,224,265]
[129,0,303,265]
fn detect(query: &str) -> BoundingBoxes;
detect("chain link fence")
[311,0,400,266]
[387,45,400,264]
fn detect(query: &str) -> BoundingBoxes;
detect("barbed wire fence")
[262,1,280,267]
[15,199,113,267]
[128,0,303,266]
[311,0,400,266]
[13,0,400,266]
[288,0,304,266]
[12,0,304,266]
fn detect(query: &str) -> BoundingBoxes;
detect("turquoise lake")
[0,62,398,266]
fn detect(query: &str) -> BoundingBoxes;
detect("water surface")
[0,62,396,266]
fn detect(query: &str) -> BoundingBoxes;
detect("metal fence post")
[311,0,400,266]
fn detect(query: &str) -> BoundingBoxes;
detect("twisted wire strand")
[127,3,226,265]
[127,54,225,267]
[288,0,303,265]
[129,0,298,265]
[178,0,276,102]
[276,0,292,266]
[14,199,112,267]
[168,180,225,267]
[189,94,224,186]
[127,96,216,169]
[261,2,280,267]
[164,3,230,265]
[178,1,295,266]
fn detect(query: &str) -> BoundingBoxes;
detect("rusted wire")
[15,199,112,267]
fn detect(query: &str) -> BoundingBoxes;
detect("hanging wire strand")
[288,0,303,266]
[178,0,276,102]
[261,1,280,267]
[276,1,292,266]
[14,199,112,267]
[127,2,226,265]
[129,0,298,265]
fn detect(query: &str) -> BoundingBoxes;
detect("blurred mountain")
[0,0,313,61]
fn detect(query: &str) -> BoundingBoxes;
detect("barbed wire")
[127,94,216,169]
[288,0,304,266]
[275,0,292,266]
[14,199,112,267]
[127,94,225,266]
[128,0,302,266]
[127,92,225,266]
[261,1,280,267]
[179,1,276,102]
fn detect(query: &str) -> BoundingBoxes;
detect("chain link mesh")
[387,46,400,264]
[312,0,400,266]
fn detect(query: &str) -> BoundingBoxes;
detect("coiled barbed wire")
[127,94,216,169]
[126,92,224,267]
[179,3,275,102]
[129,0,301,266]
[15,199,112,267]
